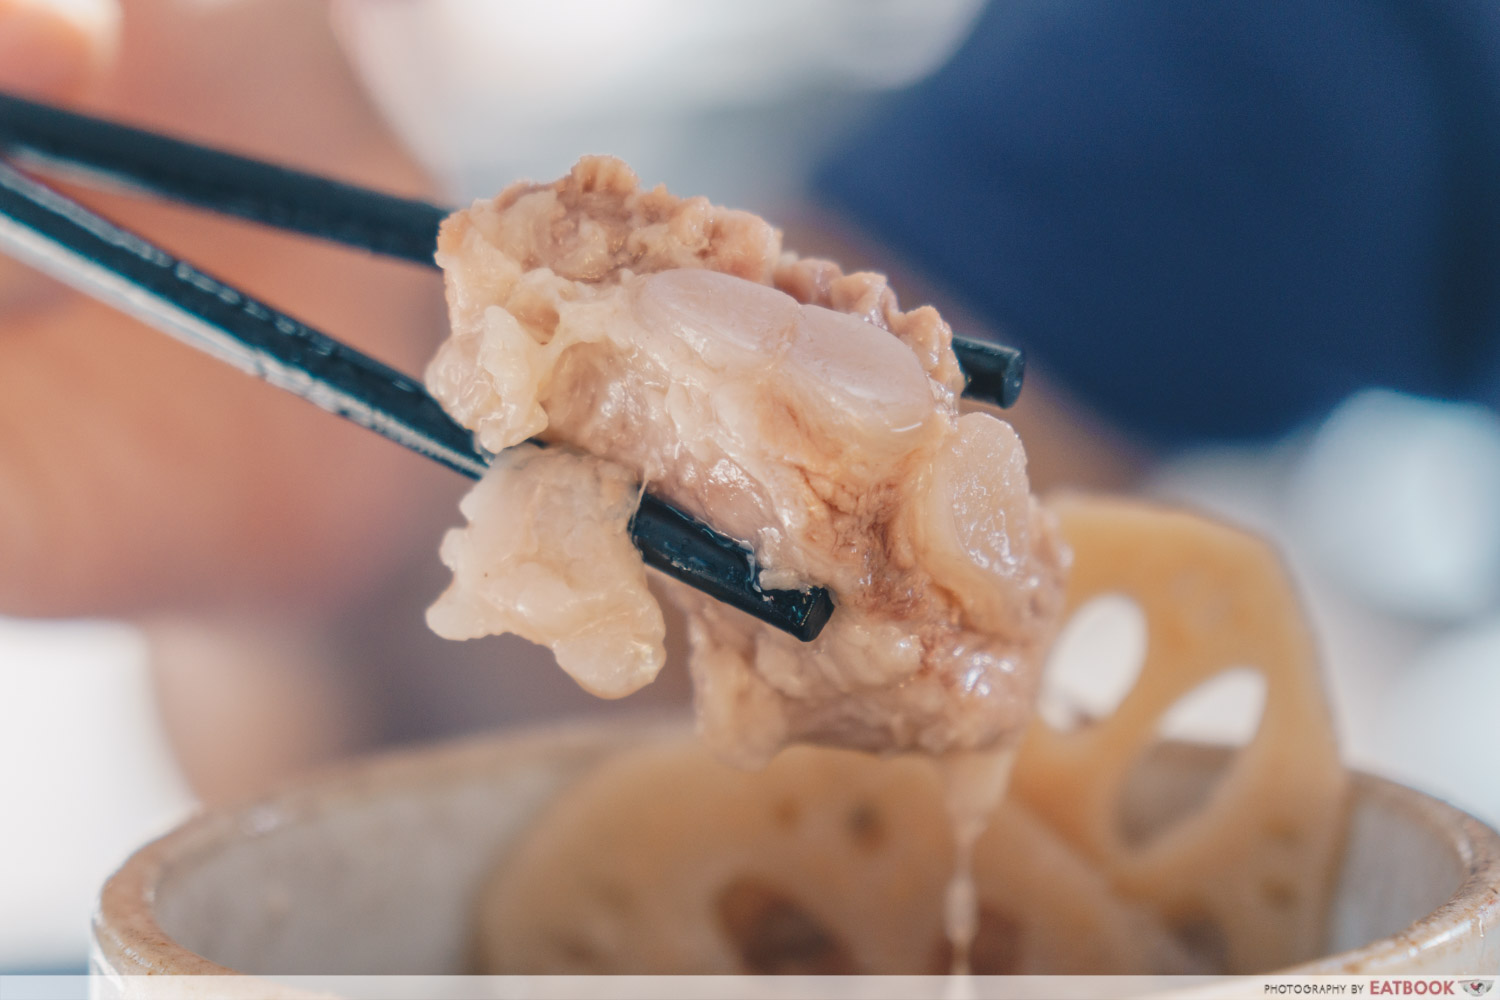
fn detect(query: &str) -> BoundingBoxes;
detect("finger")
[0,0,119,100]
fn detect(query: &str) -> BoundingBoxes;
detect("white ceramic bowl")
[91,720,1500,987]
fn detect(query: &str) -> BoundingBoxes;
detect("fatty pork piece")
[426,156,1068,764]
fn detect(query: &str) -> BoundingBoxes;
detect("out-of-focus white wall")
[0,618,192,970]
[1145,390,1500,830]
[333,0,986,206]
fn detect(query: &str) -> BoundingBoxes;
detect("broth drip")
[936,747,1018,975]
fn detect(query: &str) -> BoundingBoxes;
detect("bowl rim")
[94,719,653,976]
[91,721,1500,978]
[1287,768,1500,974]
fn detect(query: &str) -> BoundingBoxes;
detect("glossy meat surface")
[427,157,1067,761]
[427,444,665,699]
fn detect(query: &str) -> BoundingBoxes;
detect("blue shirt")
[815,0,1500,444]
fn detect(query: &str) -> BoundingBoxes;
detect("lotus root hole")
[1037,593,1146,731]
[1169,911,1229,974]
[846,801,886,850]
[1117,669,1267,849]
[715,877,855,974]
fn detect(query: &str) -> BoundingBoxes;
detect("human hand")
[0,0,114,311]
[0,0,457,619]
[0,0,112,100]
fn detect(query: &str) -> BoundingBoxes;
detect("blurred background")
[3,0,1498,972]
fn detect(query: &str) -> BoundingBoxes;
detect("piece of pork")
[426,156,1067,764]
[427,444,664,699]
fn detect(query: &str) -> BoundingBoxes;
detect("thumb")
[0,0,118,100]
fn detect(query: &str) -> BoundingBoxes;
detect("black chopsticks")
[0,91,1026,408]
[0,91,1028,643]
[0,92,447,266]
[0,159,832,641]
